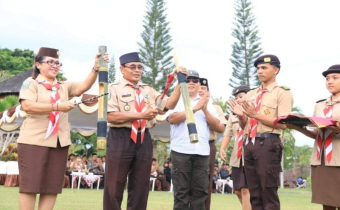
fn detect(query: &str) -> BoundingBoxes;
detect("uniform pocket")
[119,97,134,112]
[261,104,277,117]
[266,164,282,187]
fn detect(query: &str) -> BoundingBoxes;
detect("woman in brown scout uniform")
[220,85,251,210]
[287,65,340,210]
[17,47,108,210]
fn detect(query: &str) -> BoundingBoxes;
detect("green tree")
[0,48,66,81]
[0,70,10,82]
[108,55,116,83]
[212,96,228,113]
[70,132,98,157]
[293,145,312,178]
[138,0,174,91]
[0,95,19,112]
[282,106,303,170]
[229,0,263,89]
[0,48,34,76]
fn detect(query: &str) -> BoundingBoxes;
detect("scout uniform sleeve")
[223,115,233,137]
[19,78,38,102]
[277,88,294,117]
[153,88,168,111]
[65,81,81,98]
[107,84,120,112]
[214,104,227,125]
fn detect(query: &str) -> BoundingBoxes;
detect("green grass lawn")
[0,186,320,210]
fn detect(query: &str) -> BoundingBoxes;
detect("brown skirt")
[18,142,68,194]
[232,159,247,191]
[311,155,340,207]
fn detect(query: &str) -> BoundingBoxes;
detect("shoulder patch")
[21,83,30,90]
[316,99,326,103]
[280,86,290,90]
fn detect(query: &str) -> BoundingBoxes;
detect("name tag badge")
[122,94,131,98]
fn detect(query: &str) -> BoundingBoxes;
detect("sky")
[1,0,340,147]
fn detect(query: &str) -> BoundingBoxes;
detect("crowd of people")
[15,47,340,210]
[65,153,106,188]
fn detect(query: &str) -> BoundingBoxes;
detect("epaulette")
[280,86,290,90]
[111,81,120,86]
[316,99,326,103]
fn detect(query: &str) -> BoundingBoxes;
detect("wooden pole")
[96,46,108,150]
[173,52,198,143]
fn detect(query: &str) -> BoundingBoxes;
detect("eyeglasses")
[124,65,144,71]
[41,60,62,67]
[186,78,199,83]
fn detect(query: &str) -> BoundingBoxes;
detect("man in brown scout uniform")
[198,78,227,210]
[229,54,293,210]
[104,52,186,210]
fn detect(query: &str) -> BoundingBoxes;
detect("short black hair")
[152,158,157,162]
[92,153,97,156]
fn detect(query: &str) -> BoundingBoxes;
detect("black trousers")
[205,141,216,210]
[244,136,283,210]
[103,127,152,210]
[171,150,209,210]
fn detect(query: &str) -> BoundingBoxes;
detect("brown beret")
[322,65,340,77]
[254,54,280,68]
[35,47,59,61]
[233,85,250,96]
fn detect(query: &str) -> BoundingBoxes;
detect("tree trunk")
[152,139,158,159]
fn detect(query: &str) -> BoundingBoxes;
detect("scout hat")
[187,70,199,78]
[35,47,59,61]
[322,64,340,77]
[199,78,209,90]
[119,52,141,65]
[254,54,280,68]
[233,85,250,96]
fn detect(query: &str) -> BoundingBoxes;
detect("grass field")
[0,186,321,210]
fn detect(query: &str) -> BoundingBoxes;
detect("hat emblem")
[264,57,271,62]
[56,51,60,56]
[203,80,207,84]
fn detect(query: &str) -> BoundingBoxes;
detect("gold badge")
[124,104,130,111]
[264,109,270,115]
[56,51,60,56]
[264,57,271,62]
[203,80,207,84]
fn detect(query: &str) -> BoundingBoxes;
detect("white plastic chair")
[0,161,7,174]
[216,179,234,194]
[6,161,19,175]
[150,177,156,192]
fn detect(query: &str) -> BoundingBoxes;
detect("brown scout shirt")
[224,114,244,167]
[245,82,293,136]
[209,104,228,140]
[107,77,168,128]
[17,74,80,148]
[311,97,340,166]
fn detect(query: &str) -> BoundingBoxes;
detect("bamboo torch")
[96,46,108,150]
[173,52,198,143]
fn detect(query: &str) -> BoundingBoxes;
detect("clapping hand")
[227,98,244,116]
